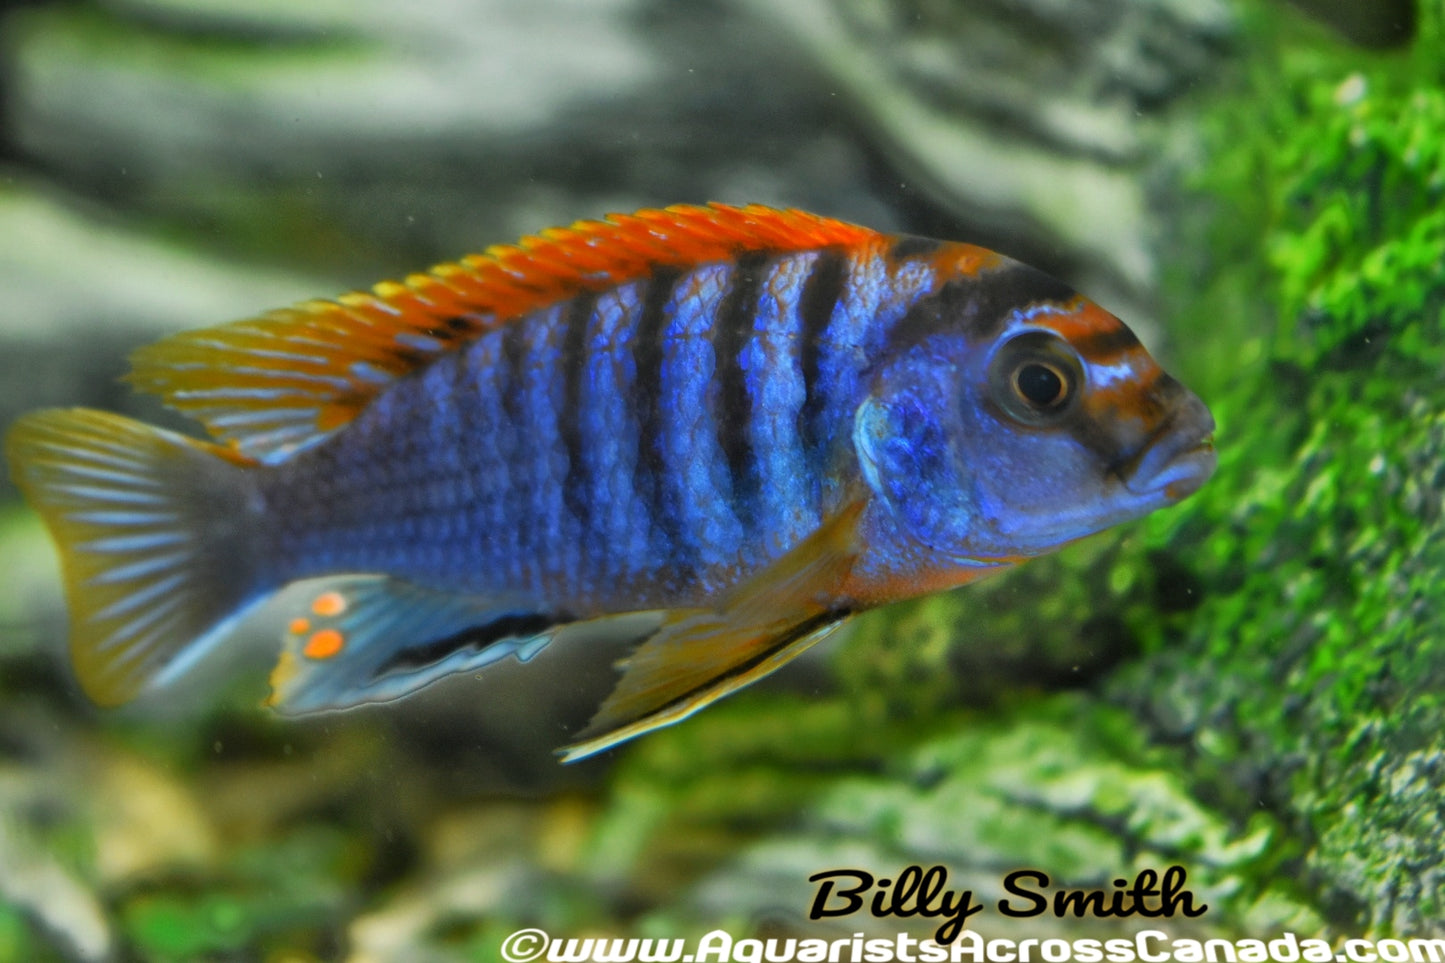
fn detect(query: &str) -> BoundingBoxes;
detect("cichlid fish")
[5,204,1215,761]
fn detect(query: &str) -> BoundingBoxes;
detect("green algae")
[1105,5,1445,934]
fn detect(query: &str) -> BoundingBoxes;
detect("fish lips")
[1120,397,1217,502]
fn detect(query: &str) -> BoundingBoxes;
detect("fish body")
[5,204,1215,760]
[260,242,963,608]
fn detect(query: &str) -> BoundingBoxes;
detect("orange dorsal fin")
[126,203,881,460]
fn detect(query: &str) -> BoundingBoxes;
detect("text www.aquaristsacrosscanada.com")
[499,928,1445,963]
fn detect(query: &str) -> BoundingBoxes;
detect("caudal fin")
[6,408,270,705]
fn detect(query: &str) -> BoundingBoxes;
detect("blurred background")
[1,0,1441,959]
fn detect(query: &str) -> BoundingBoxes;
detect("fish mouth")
[1126,437,1216,500]
[1119,397,1218,501]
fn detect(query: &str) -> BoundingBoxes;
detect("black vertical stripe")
[498,321,529,431]
[796,250,849,460]
[497,321,532,560]
[558,292,598,537]
[712,251,770,524]
[632,268,684,575]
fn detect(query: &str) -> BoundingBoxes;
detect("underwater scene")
[0,0,1441,959]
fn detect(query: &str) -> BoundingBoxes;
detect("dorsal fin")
[126,203,881,461]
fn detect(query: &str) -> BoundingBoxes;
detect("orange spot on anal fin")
[310,591,347,617]
[303,628,345,660]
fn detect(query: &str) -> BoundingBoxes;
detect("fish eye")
[1014,362,1066,408]
[988,332,1083,426]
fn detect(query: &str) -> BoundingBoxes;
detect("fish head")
[854,292,1215,564]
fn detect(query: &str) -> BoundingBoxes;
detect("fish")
[4,203,1216,762]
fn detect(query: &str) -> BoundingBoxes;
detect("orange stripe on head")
[1071,325,1147,367]
[1034,298,1116,342]
[1037,299,1169,425]
[929,242,1007,279]
[1082,362,1168,430]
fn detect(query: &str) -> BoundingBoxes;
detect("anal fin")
[267,575,566,714]
[559,501,865,763]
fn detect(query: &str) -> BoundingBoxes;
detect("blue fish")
[5,204,1215,760]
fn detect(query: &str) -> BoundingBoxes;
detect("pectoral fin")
[558,501,865,763]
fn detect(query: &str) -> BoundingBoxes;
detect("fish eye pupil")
[1015,362,1065,408]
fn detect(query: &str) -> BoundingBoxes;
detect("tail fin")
[5,408,271,706]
